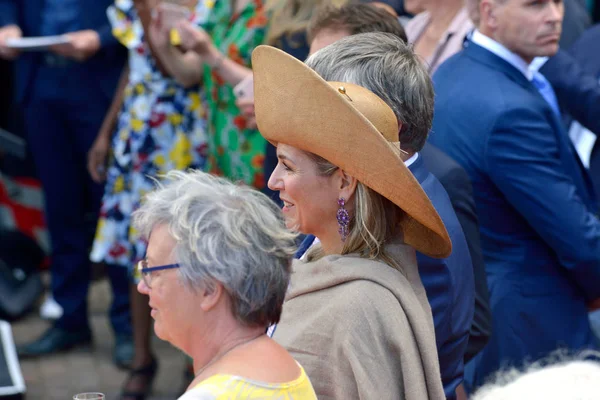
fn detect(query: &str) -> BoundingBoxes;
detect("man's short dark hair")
[308,3,408,44]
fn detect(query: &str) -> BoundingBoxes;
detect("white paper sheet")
[5,36,71,51]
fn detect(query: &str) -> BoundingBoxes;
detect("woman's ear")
[199,281,223,312]
[338,170,358,201]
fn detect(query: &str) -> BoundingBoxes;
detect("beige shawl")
[273,243,444,400]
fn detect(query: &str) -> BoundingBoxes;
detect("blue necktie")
[532,70,596,203]
[531,71,561,117]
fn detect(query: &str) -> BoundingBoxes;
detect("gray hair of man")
[133,170,298,328]
[305,32,434,153]
[471,350,600,400]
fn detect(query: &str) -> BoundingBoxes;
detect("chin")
[536,43,559,58]
[547,44,559,56]
[284,217,300,232]
[153,321,169,342]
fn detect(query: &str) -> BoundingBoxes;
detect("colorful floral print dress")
[201,0,268,188]
[90,0,209,271]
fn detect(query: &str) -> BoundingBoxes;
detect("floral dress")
[90,0,209,271]
[202,0,268,188]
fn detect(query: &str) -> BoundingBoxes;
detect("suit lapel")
[463,41,532,92]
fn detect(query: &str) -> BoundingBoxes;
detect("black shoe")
[113,334,134,370]
[120,357,158,400]
[17,326,92,357]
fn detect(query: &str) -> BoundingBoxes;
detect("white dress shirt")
[470,30,533,80]
[404,152,419,168]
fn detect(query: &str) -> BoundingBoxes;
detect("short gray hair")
[472,350,600,400]
[133,170,297,328]
[305,32,434,153]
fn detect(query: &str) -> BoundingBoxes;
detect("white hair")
[133,170,297,327]
[472,350,600,400]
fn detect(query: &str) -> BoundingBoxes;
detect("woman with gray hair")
[133,170,317,399]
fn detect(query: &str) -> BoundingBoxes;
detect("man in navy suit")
[568,24,600,196]
[540,24,600,195]
[304,19,476,399]
[0,0,131,365]
[431,0,600,391]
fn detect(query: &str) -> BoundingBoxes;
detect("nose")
[137,279,149,295]
[267,164,284,192]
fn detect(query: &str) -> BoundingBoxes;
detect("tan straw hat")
[252,45,451,258]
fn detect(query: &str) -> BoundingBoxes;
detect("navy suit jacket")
[567,24,600,198]
[560,0,592,48]
[430,41,600,390]
[541,48,600,136]
[569,24,600,83]
[421,143,491,364]
[296,154,475,399]
[0,0,125,104]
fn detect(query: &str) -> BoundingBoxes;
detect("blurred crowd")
[1,0,600,399]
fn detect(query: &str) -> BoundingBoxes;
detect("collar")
[471,30,533,80]
[404,152,419,168]
[529,56,550,73]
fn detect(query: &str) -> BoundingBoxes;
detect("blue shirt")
[41,0,81,36]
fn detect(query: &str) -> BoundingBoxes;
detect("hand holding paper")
[50,30,101,62]
[0,25,23,60]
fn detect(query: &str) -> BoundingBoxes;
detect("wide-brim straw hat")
[252,45,451,258]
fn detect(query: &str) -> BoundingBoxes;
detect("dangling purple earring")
[337,197,350,242]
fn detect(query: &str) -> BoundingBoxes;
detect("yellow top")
[177,366,318,400]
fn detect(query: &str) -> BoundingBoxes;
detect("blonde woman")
[254,33,449,399]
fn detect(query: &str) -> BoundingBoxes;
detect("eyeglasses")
[137,259,180,289]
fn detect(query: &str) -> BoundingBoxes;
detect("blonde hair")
[264,0,349,46]
[304,152,406,272]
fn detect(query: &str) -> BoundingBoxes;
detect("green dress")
[202,0,268,188]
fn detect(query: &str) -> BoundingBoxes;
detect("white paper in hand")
[5,35,71,51]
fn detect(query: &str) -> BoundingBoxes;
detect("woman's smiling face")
[267,144,340,235]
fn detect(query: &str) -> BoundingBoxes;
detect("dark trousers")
[23,62,131,336]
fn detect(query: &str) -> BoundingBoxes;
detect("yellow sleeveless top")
[178,366,318,400]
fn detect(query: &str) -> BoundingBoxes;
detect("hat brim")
[252,45,451,258]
